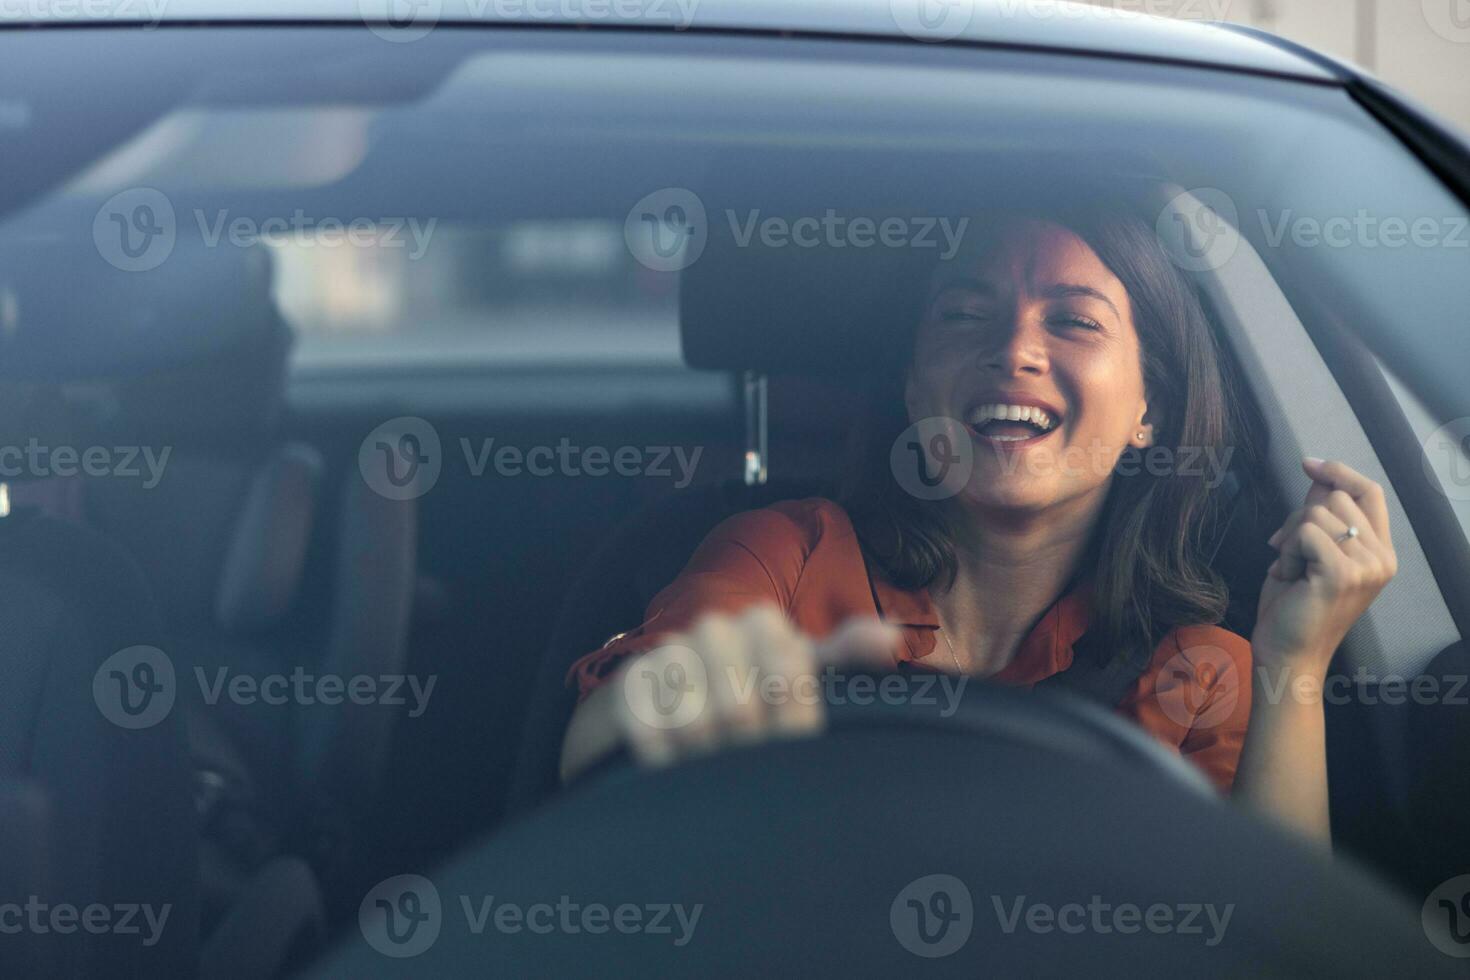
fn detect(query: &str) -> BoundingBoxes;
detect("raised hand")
[1252,457,1398,676]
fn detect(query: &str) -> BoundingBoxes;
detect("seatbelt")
[1038,467,1247,707]
[1034,629,1152,709]
[869,466,1246,710]
[858,553,1150,711]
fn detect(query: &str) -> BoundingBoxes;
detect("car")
[0,1,1467,977]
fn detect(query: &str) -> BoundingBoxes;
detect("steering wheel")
[573,673,1217,801]
[311,680,1454,979]
[820,675,1218,799]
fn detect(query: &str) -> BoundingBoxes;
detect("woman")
[560,203,1397,845]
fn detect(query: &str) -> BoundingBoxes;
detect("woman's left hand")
[1251,457,1398,677]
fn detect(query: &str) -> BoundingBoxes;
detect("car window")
[2,30,1464,412]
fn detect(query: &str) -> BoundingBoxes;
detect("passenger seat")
[72,247,418,915]
[0,385,198,979]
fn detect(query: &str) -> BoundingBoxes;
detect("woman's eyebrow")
[930,276,997,299]
[1042,283,1120,319]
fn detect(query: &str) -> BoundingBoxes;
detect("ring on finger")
[1334,524,1360,546]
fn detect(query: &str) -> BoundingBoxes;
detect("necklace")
[936,625,964,674]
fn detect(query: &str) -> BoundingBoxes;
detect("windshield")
[2,29,1465,412]
[2,23,1468,979]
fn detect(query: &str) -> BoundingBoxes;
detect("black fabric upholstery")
[679,210,935,377]
[509,455,1274,816]
[0,237,279,382]
[0,783,53,978]
[505,479,825,815]
[321,706,1460,979]
[292,472,417,875]
[86,455,261,630]
[0,510,198,979]
[89,443,419,922]
[197,856,324,980]
[215,444,324,634]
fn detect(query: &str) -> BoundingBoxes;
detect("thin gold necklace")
[936,624,964,674]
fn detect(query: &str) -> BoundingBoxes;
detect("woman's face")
[903,218,1154,518]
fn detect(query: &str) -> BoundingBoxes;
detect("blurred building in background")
[1083,0,1470,133]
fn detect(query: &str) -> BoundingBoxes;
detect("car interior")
[0,22,1467,978]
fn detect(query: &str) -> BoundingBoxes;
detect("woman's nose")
[980,319,1048,376]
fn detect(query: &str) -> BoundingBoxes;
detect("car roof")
[2,0,1334,81]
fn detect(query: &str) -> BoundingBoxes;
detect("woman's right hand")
[561,606,897,780]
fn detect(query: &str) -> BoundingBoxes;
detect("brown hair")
[839,199,1260,669]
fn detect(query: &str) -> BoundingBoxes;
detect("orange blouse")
[567,498,1253,793]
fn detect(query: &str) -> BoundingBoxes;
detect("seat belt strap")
[858,547,1147,709]
[1035,629,1152,709]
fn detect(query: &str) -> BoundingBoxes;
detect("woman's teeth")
[966,403,1056,430]
[965,403,1058,441]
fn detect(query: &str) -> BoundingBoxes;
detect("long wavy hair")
[839,198,1260,668]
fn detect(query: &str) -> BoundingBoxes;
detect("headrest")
[0,237,292,441]
[679,214,936,377]
[214,443,323,633]
[0,234,281,381]
[675,164,1171,377]
[82,320,293,445]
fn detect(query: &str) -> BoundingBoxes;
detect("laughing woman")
[558,203,1396,844]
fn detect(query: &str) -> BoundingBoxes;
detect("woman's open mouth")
[964,402,1062,449]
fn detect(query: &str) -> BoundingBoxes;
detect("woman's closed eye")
[939,310,1103,334]
[940,310,990,326]
[1053,313,1103,332]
